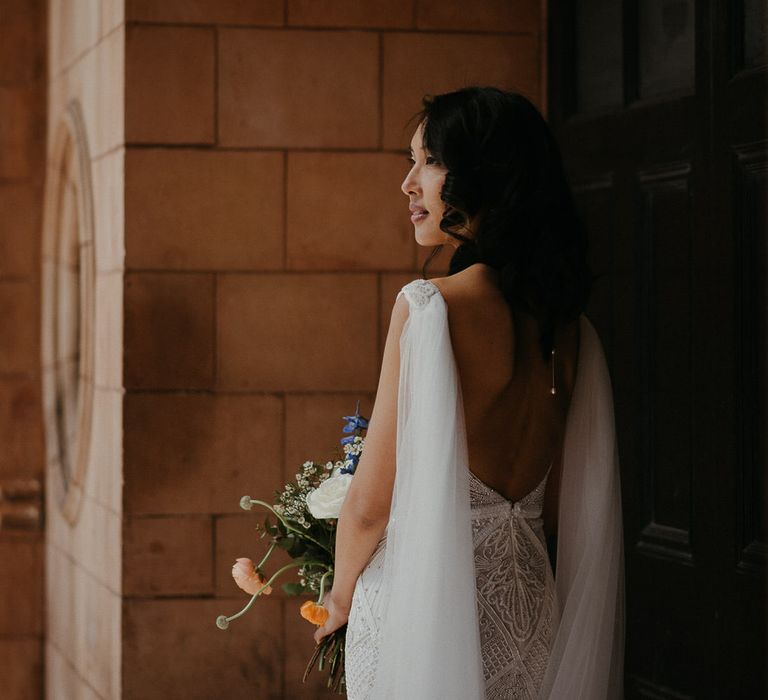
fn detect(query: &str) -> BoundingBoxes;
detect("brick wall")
[121,1,544,697]
[0,1,46,697]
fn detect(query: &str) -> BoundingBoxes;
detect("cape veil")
[369,279,625,699]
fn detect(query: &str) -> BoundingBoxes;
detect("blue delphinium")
[339,400,368,475]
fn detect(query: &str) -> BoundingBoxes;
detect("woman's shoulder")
[426,264,502,307]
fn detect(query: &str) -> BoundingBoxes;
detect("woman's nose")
[401,168,418,196]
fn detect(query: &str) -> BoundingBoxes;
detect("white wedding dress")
[344,278,625,699]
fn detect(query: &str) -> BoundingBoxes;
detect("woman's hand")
[313,588,351,644]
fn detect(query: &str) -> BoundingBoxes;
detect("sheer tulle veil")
[368,279,625,699]
[540,306,625,698]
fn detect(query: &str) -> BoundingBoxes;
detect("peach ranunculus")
[231,557,272,595]
[300,600,329,626]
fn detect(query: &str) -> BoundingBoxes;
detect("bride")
[313,87,625,699]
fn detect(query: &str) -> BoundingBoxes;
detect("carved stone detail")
[41,100,96,526]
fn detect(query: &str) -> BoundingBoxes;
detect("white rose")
[305,473,353,519]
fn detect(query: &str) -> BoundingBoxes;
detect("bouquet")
[216,401,369,694]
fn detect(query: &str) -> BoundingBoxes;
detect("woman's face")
[401,122,458,248]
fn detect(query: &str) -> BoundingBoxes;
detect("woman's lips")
[410,210,428,223]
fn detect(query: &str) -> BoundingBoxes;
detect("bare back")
[430,264,581,534]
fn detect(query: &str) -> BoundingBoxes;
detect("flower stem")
[246,498,332,555]
[217,559,329,628]
[255,540,276,571]
[317,569,334,604]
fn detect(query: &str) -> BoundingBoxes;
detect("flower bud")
[239,495,253,511]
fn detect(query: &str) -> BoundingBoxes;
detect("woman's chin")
[414,225,444,247]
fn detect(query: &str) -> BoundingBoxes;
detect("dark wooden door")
[546,1,766,697]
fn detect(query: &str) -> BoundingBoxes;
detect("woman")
[314,87,625,699]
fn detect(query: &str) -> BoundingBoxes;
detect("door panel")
[547,1,767,697]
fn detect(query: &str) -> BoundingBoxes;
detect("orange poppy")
[300,600,329,626]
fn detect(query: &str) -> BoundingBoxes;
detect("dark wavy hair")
[410,86,596,360]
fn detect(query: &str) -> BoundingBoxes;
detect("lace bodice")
[468,468,557,699]
[345,468,557,700]
[468,468,548,513]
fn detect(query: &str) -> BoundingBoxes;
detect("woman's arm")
[327,504,388,611]
[313,293,410,641]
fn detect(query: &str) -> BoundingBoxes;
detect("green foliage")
[282,582,307,596]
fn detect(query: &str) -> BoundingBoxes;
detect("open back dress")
[344,278,624,700]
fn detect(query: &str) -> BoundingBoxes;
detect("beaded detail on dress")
[345,467,557,700]
[399,278,439,309]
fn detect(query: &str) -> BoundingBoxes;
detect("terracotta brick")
[0,280,38,374]
[0,539,43,635]
[127,0,284,25]
[0,638,42,700]
[416,0,539,31]
[124,393,283,515]
[287,0,413,28]
[0,183,40,278]
[126,25,214,144]
[124,272,214,390]
[286,152,414,271]
[217,273,379,391]
[0,0,44,84]
[382,33,540,149]
[284,603,338,698]
[125,149,283,270]
[0,377,43,475]
[218,29,378,148]
[284,393,375,482]
[0,86,40,180]
[214,513,293,599]
[122,597,284,699]
[124,515,214,596]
